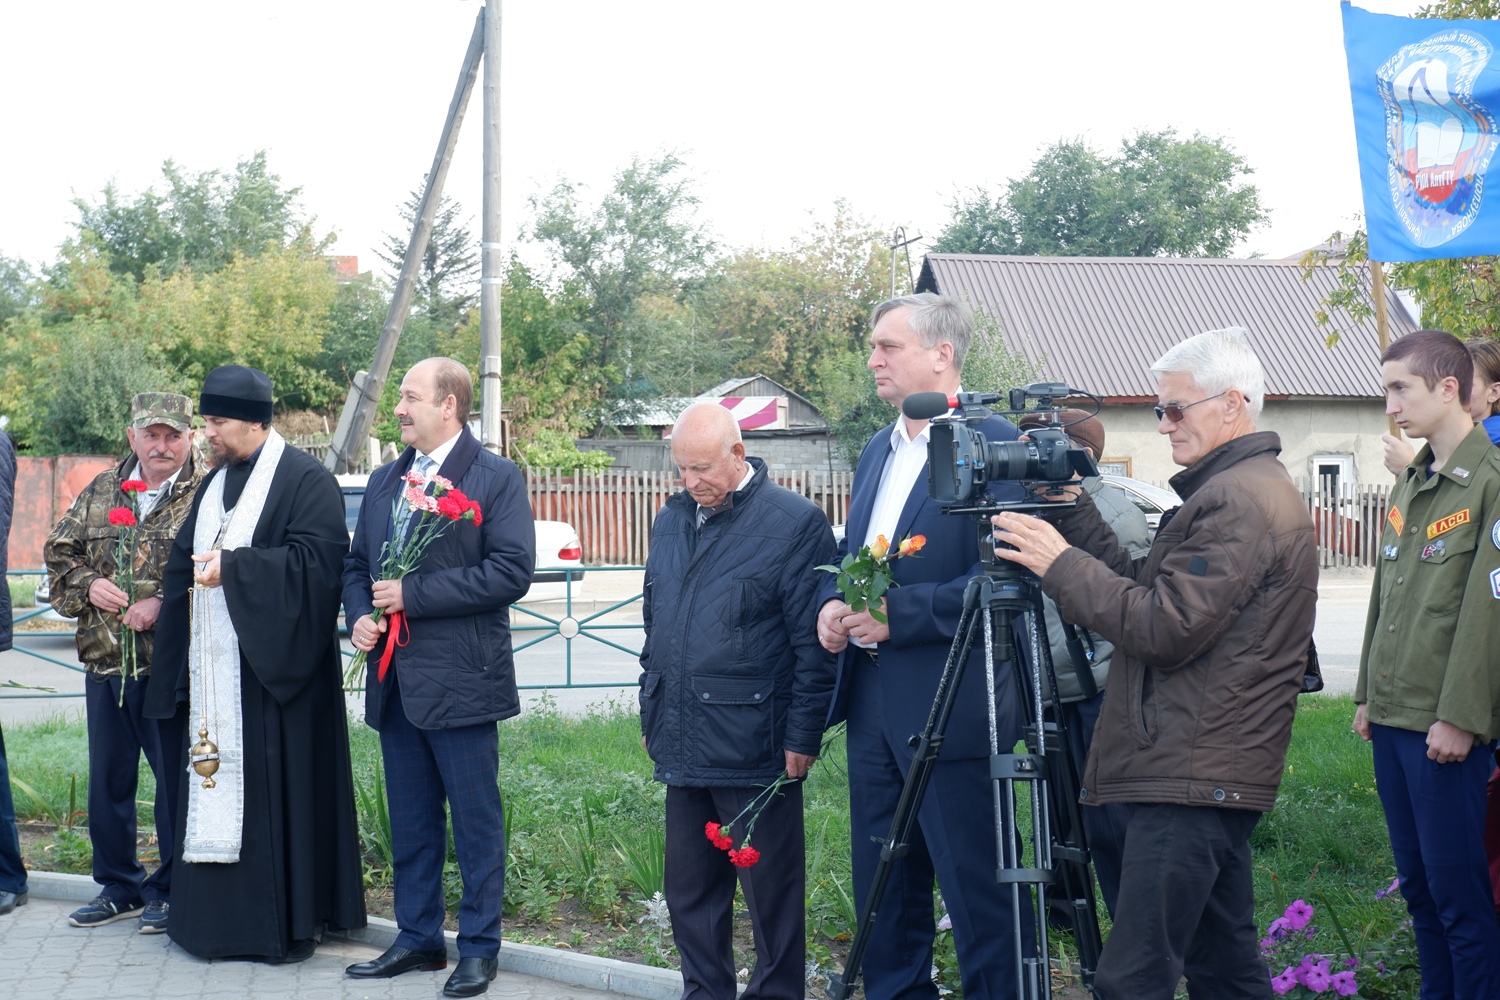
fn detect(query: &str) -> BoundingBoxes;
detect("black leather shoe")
[0,889,27,916]
[443,956,499,997]
[346,944,449,978]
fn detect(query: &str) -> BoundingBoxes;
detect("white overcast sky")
[0,0,1423,281]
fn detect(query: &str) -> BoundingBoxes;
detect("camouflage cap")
[131,392,193,432]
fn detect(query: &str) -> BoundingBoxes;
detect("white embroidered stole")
[182,429,285,863]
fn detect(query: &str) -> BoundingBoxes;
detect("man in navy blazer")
[343,358,536,998]
[819,294,1029,1000]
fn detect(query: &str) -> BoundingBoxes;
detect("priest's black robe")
[147,441,366,960]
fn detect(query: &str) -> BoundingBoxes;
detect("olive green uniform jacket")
[44,455,202,676]
[1356,424,1500,743]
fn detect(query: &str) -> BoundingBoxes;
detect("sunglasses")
[1154,391,1227,422]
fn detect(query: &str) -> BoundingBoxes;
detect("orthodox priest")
[146,364,366,963]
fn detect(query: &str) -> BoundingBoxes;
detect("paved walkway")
[1,874,673,1000]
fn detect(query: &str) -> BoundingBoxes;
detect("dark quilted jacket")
[639,458,836,787]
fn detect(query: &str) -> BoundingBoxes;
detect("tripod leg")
[832,584,986,1000]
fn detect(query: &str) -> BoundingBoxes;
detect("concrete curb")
[29,871,683,1000]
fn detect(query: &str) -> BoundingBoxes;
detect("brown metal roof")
[916,254,1419,400]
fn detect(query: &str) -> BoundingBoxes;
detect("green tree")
[72,151,317,281]
[1305,0,1500,344]
[685,202,890,404]
[498,257,604,440]
[530,152,715,421]
[0,255,37,329]
[376,187,480,333]
[933,129,1267,258]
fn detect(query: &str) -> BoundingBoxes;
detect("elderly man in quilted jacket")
[992,327,1318,1000]
[639,402,836,1000]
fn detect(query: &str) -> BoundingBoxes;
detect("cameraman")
[1016,410,1148,918]
[991,328,1318,1000]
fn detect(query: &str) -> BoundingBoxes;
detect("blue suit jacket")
[343,428,536,731]
[824,411,1024,760]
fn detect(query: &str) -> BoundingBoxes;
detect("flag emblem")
[1378,29,1498,248]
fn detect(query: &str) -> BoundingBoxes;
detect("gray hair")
[871,293,975,371]
[1151,326,1266,420]
[671,401,742,452]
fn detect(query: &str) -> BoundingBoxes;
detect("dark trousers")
[1372,724,1500,999]
[1057,693,1130,916]
[380,675,505,958]
[0,720,24,895]
[1485,759,1500,914]
[846,654,1030,1000]
[1093,804,1267,1000]
[85,672,175,904]
[665,783,804,1000]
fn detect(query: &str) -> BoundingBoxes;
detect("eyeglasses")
[1154,391,1228,423]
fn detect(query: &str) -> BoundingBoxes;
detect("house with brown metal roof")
[916,253,1419,487]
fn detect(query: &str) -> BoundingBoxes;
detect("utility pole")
[888,226,923,298]
[324,10,486,473]
[479,0,504,456]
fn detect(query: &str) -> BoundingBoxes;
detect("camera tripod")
[830,514,1103,1000]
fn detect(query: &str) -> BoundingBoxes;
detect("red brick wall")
[9,455,117,570]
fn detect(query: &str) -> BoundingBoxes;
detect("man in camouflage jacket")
[44,392,201,934]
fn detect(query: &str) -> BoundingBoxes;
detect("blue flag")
[1343,2,1500,261]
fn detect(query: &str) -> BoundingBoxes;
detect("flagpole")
[1370,259,1401,437]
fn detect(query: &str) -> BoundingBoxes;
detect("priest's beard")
[207,438,253,469]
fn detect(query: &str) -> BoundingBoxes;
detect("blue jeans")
[0,720,26,895]
[1372,723,1500,1000]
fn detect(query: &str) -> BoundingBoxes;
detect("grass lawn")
[3,691,1421,996]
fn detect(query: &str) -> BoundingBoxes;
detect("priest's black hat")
[200,365,274,424]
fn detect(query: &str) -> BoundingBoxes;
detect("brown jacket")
[1043,432,1318,812]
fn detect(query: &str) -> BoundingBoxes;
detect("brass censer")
[190,722,220,788]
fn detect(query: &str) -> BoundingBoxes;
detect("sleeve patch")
[1491,566,1500,600]
[1189,555,1209,576]
[1388,506,1404,536]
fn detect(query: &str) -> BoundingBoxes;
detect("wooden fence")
[529,468,1396,569]
[526,468,855,565]
[1296,478,1392,570]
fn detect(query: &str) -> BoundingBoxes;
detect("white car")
[338,474,583,603]
[1098,474,1181,535]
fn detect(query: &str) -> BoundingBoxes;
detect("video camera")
[902,383,1102,513]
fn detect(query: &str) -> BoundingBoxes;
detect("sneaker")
[68,894,144,928]
[139,899,169,934]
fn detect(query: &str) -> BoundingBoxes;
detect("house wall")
[1089,399,1394,488]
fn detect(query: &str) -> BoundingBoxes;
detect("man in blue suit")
[819,293,1028,1000]
[343,358,536,998]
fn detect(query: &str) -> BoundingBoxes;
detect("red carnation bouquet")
[344,468,483,689]
[107,479,148,699]
[702,725,846,868]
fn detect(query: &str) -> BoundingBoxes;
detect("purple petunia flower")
[1268,916,1291,940]
[1375,876,1400,899]
[1330,970,1359,996]
[1299,957,1332,992]
[1285,899,1315,930]
[1270,966,1298,995]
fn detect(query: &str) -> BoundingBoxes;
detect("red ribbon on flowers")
[376,610,410,682]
